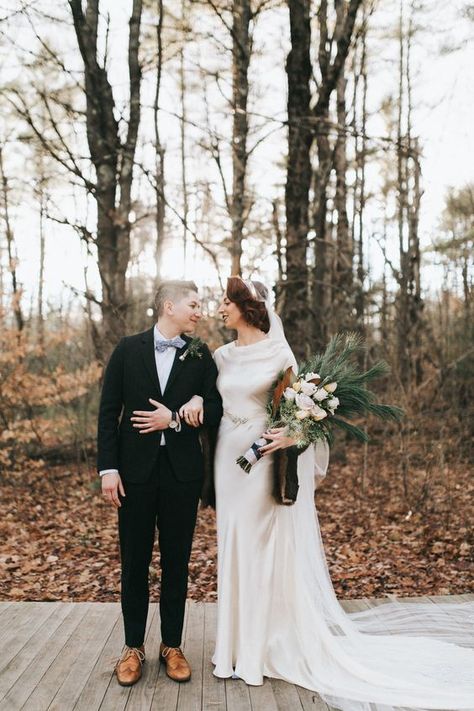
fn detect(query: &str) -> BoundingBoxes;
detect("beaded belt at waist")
[223,409,266,425]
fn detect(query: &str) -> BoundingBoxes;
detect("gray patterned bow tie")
[155,336,186,353]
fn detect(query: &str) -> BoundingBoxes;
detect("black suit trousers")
[118,447,201,648]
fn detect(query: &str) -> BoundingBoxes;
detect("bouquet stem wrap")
[236,437,268,473]
[272,445,308,505]
[236,438,307,506]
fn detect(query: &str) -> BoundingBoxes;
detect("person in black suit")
[98,280,222,686]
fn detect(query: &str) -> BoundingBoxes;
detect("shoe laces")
[162,645,184,659]
[114,646,145,668]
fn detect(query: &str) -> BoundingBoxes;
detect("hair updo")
[226,276,270,334]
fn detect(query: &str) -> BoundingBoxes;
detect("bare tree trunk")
[462,253,471,325]
[406,7,423,384]
[272,199,285,305]
[333,0,352,333]
[69,0,143,359]
[283,0,312,359]
[312,0,332,350]
[0,237,3,322]
[396,0,409,381]
[312,0,362,348]
[154,0,166,278]
[312,116,331,349]
[407,139,423,384]
[381,261,388,346]
[0,144,24,331]
[395,0,423,385]
[354,3,368,331]
[38,177,46,348]
[83,260,102,359]
[284,0,362,356]
[179,0,189,276]
[230,0,251,275]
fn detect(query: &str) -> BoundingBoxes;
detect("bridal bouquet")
[236,333,404,504]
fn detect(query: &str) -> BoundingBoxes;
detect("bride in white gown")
[210,276,474,711]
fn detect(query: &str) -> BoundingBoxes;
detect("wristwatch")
[169,411,179,429]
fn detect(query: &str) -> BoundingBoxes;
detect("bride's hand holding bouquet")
[257,372,339,455]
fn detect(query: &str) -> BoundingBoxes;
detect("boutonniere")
[179,337,204,361]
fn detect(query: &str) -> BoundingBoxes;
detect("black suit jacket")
[97,328,223,484]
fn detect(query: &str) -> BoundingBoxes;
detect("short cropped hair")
[154,280,199,316]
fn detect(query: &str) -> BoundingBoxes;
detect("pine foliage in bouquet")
[287,331,404,446]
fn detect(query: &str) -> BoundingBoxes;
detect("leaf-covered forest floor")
[1,431,472,603]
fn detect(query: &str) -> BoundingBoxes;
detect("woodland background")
[0,0,472,602]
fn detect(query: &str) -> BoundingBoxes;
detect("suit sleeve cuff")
[99,469,119,477]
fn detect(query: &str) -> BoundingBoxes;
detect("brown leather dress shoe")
[159,643,191,682]
[115,645,145,686]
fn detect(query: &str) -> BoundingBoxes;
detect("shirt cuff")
[99,469,119,477]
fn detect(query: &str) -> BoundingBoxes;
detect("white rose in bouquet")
[295,393,315,411]
[311,405,328,421]
[323,381,338,393]
[313,387,329,402]
[304,371,321,382]
[327,396,340,413]
[300,380,317,396]
[295,409,310,420]
[283,387,297,401]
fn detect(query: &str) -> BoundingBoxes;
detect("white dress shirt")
[99,326,181,477]
[153,326,178,395]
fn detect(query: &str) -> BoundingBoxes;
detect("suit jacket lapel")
[163,336,191,395]
[141,327,162,397]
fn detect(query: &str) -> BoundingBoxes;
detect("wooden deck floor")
[0,595,472,711]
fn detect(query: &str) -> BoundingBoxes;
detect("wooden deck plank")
[0,602,73,702]
[177,601,204,711]
[364,594,455,640]
[0,595,470,711]
[296,684,331,711]
[73,609,124,711]
[430,593,474,603]
[341,598,370,613]
[0,602,60,676]
[0,603,12,618]
[98,603,159,711]
[0,601,49,648]
[0,603,90,711]
[0,604,15,642]
[47,603,120,711]
[248,679,278,711]
[225,677,251,711]
[428,594,474,647]
[125,604,163,711]
[21,603,114,711]
[201,603,225,711]
[270,678,304,710]
[150,604,189,711]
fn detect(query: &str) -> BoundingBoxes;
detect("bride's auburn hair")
[226,276,270,333]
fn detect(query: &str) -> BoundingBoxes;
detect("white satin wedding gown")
[212,335,474,711]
